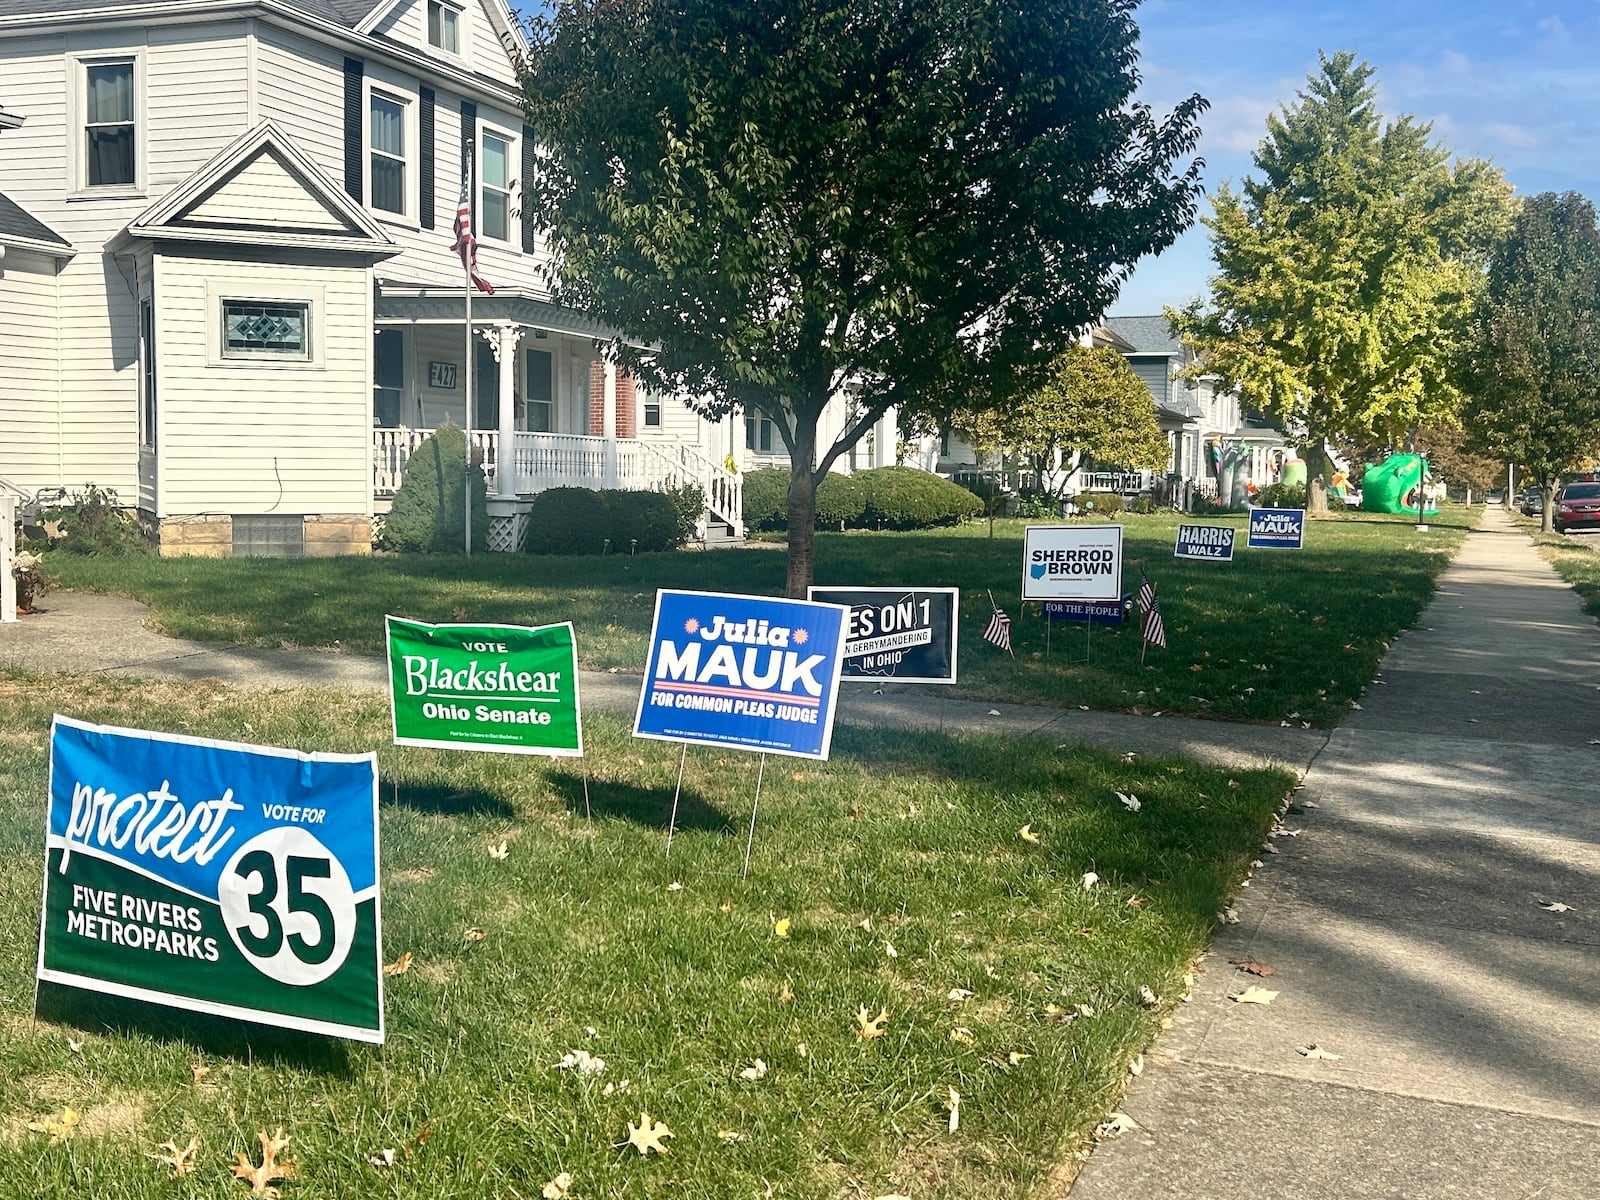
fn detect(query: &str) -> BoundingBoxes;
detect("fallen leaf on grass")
[1229,959,1274,977]
[1081,871,1099,889]
[771,916,791,939]
[191,1063,211,1086]
[1540,901,1573,913]
[1115,791,1142,812]
[28,1108,79,1142]
[367,1148,396,1169]
[947,987,974,1002]
[66,1037,83,1054]
[717,1130,747,1144]
[1230,986,1279,1005]
[601,1079,632,1097]
[987,709,1002,716]
[946,1086,961,1134]
[1297,1044,1342,1060]
[665,881,682,892]
[1218,906,1241,924]
[488,840,510,860]
[1018,823,1041,844]
[233,1128,294,1197]
[738,1059,768,1082]
[884,941,898,959]
[1125,894,1146,908]
[147,1135,201,1176]
[542,1171,575,1198]
[1137,985,1159,1007]
[1128,1054,1144,1076]
[463,927,487,942]
[856,1006,890,1039]
[382,952,414,976]
[778,982,794,1002]
[949,1026,976,1045]
[554,1049,606,1075]
[1094,1112,1139,1140]
[620,1112,673,1156]
[1009,1050,1031,1067]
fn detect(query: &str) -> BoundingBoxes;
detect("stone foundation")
[304,514,373,557]
[157,514,233,558]
[157,514,374,557]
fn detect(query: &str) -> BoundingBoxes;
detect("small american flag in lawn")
[451,165,495,294]
[1138,571,1166,649]
[982,592,1013,655]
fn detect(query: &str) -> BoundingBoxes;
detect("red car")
[1554,482,1600,533]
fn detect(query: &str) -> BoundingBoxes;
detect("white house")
[0,0,889,554]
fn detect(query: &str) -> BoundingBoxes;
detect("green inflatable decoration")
[1280,455,1307,490]
[1361,453,1439,516]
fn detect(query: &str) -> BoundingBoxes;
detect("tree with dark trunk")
[521,0,1207,594]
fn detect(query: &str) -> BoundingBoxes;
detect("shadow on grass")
[381,777,515,818]
[34,982,359,1071]
[547,769,734,835]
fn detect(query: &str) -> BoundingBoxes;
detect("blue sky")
[1115,0,1600,315]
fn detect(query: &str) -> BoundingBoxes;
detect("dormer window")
[84,59,136,187]
[427,0,462,55]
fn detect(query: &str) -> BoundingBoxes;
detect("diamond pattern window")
[223,300,310,359]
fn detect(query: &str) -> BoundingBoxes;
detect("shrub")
[741,469,790,531]
[381,426,489,553]
[606,490,683,553]
[1074,491,1125,515]
[1128,495,1157,515]
[857,467,982,528]
[525,488,612,555]
[1255,482,1307,509]
[814,473,868,529]
[663,482,705,542]
[38,483,152,556]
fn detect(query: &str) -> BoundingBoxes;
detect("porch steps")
[701,520,745,550]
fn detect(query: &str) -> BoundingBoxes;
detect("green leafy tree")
[1170,52,1511,514]
[1412,423,1502,499]
[523,0,1206,594]
[950,345,1170,499]
[1461,192,1600,531]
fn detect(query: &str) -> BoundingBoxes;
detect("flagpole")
[463,143,474,557]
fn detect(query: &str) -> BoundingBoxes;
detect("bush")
[741,469,790,531]
[606,490,683,553]
[814,473,868,529]
[381,426,489,553]
[37,483,152,556]
[1074,491,1125,515]
[1254,482,1307,509]
[1128,495,1157,515]
[857,467,982,529]
[663,482,705,542]
[525,488,612,555]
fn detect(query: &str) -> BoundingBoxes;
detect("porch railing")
[374,429,500,496]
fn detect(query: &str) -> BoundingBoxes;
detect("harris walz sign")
[634,590,848,759]
[37,716,383,1043]
[1175,523,1237,561]
[386,616,583,756]
[807,587,958,684]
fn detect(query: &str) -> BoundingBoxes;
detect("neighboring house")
[0,0,781,554]
[1102,314,1286,495]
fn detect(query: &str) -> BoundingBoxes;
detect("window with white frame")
[480,128,513,242]
[746,414,777,454]
[427,0,462,55]
[83,57,136,188]
[369,93,407,216]
[222,300,310,360]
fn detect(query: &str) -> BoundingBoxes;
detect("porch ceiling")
[374,286,651,347]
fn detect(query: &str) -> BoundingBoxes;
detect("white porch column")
[481,324,524,496]
[603,361,618,488]
[1,495,16,623]
[874,408,899,467]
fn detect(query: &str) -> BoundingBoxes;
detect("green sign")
[386,616,584,756]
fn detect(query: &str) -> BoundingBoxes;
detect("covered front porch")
[372,286,742,543]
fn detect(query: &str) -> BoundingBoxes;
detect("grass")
[1517,516,1600,622]
[43,510,1464,727]
[0,669,1295,1199]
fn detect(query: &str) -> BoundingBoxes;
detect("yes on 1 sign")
[1021,524,1124,601]
[1248,507,1306,549]
[38,717,383,1043]
[387,616,583,756]
[807,586,959,684]
[635,590,848,759]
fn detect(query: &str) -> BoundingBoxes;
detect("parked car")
[1554,482,1600,533]
[1519,488,1544,516]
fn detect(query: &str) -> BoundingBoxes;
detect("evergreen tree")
[382,424,489,553]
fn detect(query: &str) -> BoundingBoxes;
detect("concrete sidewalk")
[0,589,1324,775]
[1070,505,1600,1199]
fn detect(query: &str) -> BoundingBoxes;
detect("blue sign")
[634,590,849,760]
[1043,597,1130,624]
[1175,523,1237,561]
[1248,507,1306,549]
[38,716,383,1043]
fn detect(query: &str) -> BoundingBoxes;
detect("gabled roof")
[0,190,72,257]
[1103,314,1185,359]
[119,119,399,258]
[0,0,381,26]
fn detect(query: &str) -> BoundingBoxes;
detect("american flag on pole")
[1137,571,1166,650]
[982,591,1013,655]
[452,165,495,294]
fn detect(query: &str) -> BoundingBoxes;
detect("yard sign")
[1175,523,1237,561]
[1247,508,1306,549]
[37,716,383,1043]
[807,586,959,684]
[1021,524,1124,602]
[634,590,849,759]
[386,616,583,756]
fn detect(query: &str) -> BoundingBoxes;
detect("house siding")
[0,247,63,490]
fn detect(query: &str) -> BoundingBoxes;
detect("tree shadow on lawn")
[380,777,515,818]
[34,982,359,1072]
[545,769,734,836]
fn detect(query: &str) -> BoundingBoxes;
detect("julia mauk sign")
[1248,507,1306,549]
[635,590,848,760]
[387,616,583,756]
[38,716,383,1043]
[1021,524,1125,601]
[807,587,959,684]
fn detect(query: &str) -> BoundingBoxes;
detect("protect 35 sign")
[1248,507,1306,549]
[37,717,383,1043]
[634,590,848,759]
[807,586,959,684]
[1021,525,1124,601]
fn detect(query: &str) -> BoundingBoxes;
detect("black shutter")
[419,87,436,229]
[459,100,477,232]
[521,122,537,254]
[342,57,364,202]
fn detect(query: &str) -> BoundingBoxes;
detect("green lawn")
[45,511,1465,726]
[0,670,1294,1198]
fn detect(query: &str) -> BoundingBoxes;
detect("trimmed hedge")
[815,474,869,529]
[525,488,685,555]
[857,467,982,529]
[1074,491,1125,515]
[740,470,870,531]
[381,425,489,553]
[1254,482,1307,510]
